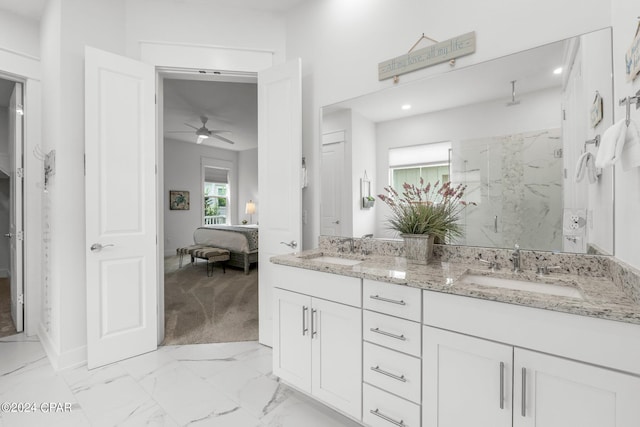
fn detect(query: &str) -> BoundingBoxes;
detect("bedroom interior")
[162,76,260,345]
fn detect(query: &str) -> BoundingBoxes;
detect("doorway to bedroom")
[160,71,260,346]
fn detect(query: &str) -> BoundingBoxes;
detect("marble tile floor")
[0,334,361,427]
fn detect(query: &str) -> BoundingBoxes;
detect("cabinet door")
[311,298,362,419]
[423,326,513,427]
[514,348,640,427]
[273,288,312,392]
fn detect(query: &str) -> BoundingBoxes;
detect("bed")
[193,225,258,274]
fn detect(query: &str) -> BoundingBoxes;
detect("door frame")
[147,43,273,344]
[0,72,26,335]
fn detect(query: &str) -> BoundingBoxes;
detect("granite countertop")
[271,249,640,326]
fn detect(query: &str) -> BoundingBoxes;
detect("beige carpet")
[162,256,258,345]
[0,278,17,338]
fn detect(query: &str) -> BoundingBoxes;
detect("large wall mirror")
[321,28,614,255]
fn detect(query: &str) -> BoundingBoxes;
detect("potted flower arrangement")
[378,178,475,264]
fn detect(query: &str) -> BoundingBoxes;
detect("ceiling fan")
[167,116,235,145]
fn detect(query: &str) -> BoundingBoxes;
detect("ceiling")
[163,78,258,151]
[324,37,568,123]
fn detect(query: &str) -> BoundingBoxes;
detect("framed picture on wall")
[170,190,190,210]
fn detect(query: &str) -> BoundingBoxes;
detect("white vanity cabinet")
[422,291,640,427]
[272,266,362,420]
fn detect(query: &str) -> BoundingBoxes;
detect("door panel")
[423,326,513,427]
[320,141,344,236]
[85,46,157,369]
[514,348,640,427]
[311,298,362,419]
[258,59,302,347]
[8,83,23,333]
[273,288,311,392]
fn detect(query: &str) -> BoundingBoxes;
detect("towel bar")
[618,90,640,127]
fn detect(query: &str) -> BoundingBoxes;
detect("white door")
[423,326,513,427]
[320,141,344,236]
[257,59,302,347]
[272,288,312,392]
[85,47,157,369]
[311,298,362,418]
[514,348,640,427]
[8,83,23,333]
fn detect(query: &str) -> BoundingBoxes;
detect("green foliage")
[204,197,219,217]
[378,179,476,241]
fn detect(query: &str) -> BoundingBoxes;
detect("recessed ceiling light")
[553,67,563,75]
[401,104,412,110]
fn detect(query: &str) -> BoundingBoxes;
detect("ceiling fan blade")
[211,134,235,145]
[166,130,195,133]
[210,129,231,134]
[184,123,199,130]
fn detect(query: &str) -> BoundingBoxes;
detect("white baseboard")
[37,324,87,371]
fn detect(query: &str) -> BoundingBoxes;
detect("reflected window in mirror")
[388,142,452,192]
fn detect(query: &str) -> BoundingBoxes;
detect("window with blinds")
[204,167,229,225]
[388,142,451,192]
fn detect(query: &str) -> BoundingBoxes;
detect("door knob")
[280,240,298,249]
[4,233,12,238]
[90,243,115,252]
[333,220,340,224]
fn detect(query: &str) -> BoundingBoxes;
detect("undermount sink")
[458,273,584,299]
[309,256,363,266]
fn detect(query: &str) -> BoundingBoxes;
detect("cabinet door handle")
[302,306,308,336]
[370,327,406,341]
[499,362,505,409]
[311,309,317,338]
[369,409,405,426]
[370,365,407,382]
[521,367,527,417]
[369,294,406,305]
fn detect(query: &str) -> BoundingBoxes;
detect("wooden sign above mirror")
[321,27,614,255]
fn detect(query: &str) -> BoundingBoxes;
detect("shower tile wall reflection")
[452,128,563,251]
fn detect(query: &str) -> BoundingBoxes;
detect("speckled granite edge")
[609,259,640,304]
[318,236,612,277]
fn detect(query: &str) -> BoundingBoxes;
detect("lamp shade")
[245,201,256,215]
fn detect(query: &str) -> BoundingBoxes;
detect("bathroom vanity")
[270,241,640,427]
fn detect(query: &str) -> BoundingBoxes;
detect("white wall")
[351,110,376,237]
[611,0,640,268]
[0,9,40,59]
[238,148,259,224]
[124,0,286,63]
[285,0,611,250]
[163,138,239,255]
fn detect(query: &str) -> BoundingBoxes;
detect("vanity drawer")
[363,383,421,427]
[363,279,421,322]
[363,342,421,404]
[363,310,421,357]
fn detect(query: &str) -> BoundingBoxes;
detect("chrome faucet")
[360,234,373,255]
[338,237,355,253]
[511,243,521,273]
[477,255,500,271]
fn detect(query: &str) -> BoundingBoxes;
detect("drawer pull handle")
[521,367,527,417]
[369,294,406,305]
[370,408,406,426]
[370,327,407,341]
[302,306,308,336]
[499,361,505,409]
[371,365,407,382]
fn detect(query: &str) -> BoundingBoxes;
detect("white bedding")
[193,226,257,253]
